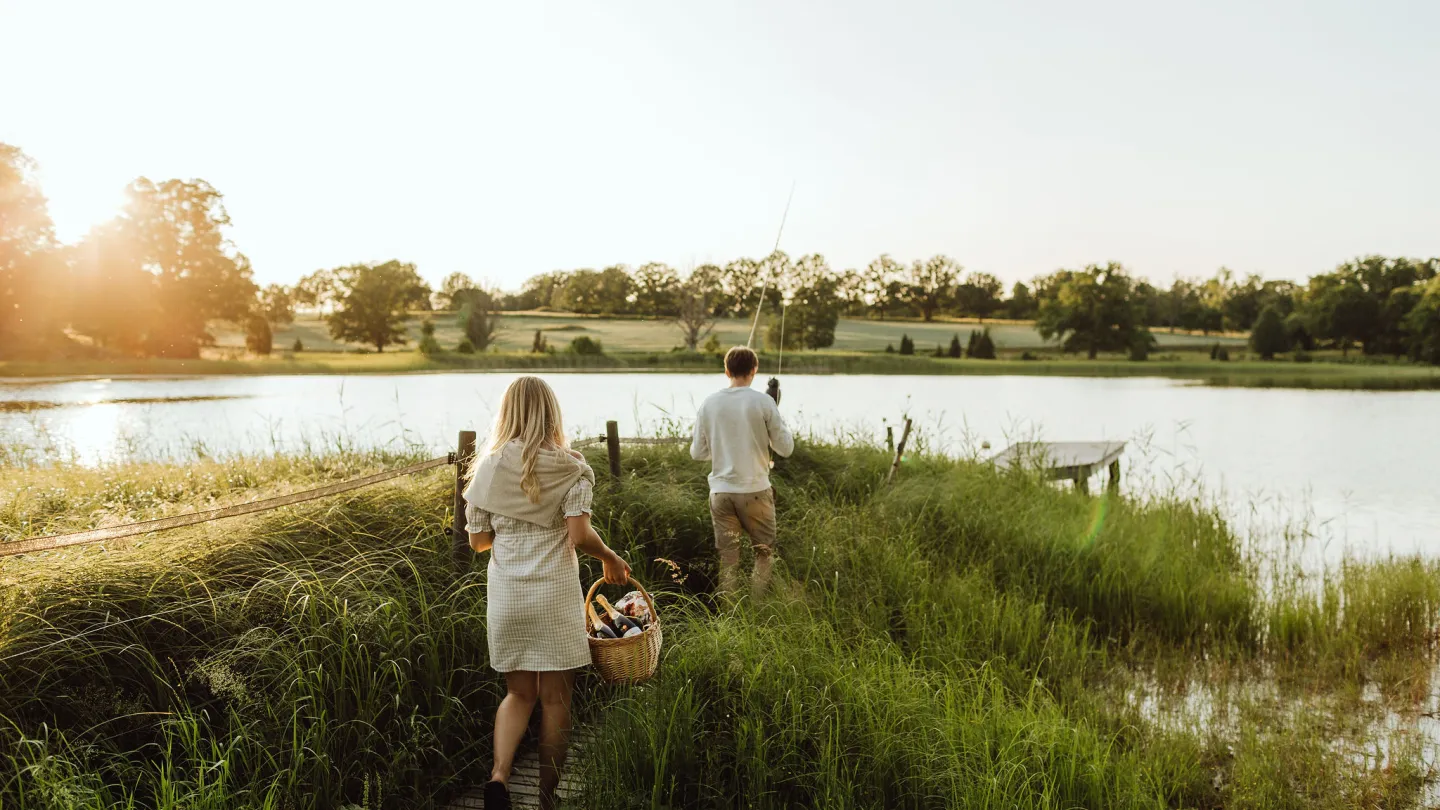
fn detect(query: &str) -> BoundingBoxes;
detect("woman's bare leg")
[536,670,576,810]
[491,671,539,785]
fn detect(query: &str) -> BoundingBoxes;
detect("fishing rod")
[746,182,795,405]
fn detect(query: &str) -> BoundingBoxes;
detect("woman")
[464,376,630,810]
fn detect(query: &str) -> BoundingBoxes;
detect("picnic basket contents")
[585,576,662,684]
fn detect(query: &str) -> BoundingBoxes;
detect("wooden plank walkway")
[444,727,593,809]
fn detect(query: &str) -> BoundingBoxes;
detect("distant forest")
[4,143,1439,362]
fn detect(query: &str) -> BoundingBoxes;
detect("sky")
[3,0,1438,291]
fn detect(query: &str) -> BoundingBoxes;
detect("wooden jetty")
[444,727,592,809]
[988,441,1126,494]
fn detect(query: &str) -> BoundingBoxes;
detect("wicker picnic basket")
[585,576,662,684]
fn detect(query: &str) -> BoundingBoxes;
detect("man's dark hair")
[724,346,759,378]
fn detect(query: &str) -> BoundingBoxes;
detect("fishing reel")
[765,377,781,405]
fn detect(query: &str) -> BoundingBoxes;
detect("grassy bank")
[6,349,1440,390]
[1,443,1437,807]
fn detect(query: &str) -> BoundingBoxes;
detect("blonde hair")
[475,376,569,503]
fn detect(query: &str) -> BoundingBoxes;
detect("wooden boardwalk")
[444,727,593,809]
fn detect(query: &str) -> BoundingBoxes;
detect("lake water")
[2,372,1437,561]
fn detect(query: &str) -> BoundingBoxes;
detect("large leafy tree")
[674,277,717,350]
[1249,306,1290,360]
[1006,281,1037,320]
[1035,263,1151,359]
[71,178,256,358]
[1405,276,1440,365]
[454,286,501,350]
[902,255,960,322]
[954,272,1003,320]
[327,260,430,351]
[0,144,62,357]
[864,254,906,320]
[632,262,679,318]
[437,272,478,310]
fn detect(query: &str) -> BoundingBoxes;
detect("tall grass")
[0,441,1436,807]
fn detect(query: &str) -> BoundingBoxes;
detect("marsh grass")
[0,441,1436,807]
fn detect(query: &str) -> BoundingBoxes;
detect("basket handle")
[585,576,659,632]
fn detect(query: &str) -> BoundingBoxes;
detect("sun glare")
[42,172,127,241]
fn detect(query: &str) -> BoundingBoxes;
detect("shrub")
[1128,330,1156,361]
[948,334,962,358]
[967,328,997,359]
[417,319,442,356]
[244,314,273,356]
[703,334,721,353]
[898,334,914,355]
[1021,350,1037,361]
[456,339,475,354]
[1250,306,1290,360]
[292,338,304,353]
[531,330,548,353]
[569,335,604,355]
[932,343,945,358]
[885,343,895,354]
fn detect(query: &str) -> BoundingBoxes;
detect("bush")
[244,314,273,356]
[703,334,721,353]
[456,339,475,354]
[1210,343,1230,362]
[292,338,304,353]
[966,328,997,360]
[885,343,895,354]
[568,335,604,355]
[1128,330,1156,361]
[1021,351,1037,361]
[1250,306,1290,360]
[948,334,962,358]
[932,343,946,358]
[417,319,442,356]
[1294,349,1314,363]
[898,334,914,355]
[531,330,548,353]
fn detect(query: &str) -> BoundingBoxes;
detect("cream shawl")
[463,441,595,528]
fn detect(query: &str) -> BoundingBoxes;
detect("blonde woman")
[464,376,630,810]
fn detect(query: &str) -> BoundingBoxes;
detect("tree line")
[4,142,1439,363]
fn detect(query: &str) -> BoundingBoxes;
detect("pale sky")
[3,0,1437,291]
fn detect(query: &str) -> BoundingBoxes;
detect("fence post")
[886,418,913,486]
[885,425,894,453]
[605,421,622,479]
[452,430,477,569]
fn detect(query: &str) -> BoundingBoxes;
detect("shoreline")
[4,351,1440,390]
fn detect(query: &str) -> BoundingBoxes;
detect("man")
[690,346,794,597]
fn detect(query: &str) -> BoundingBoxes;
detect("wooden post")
[885,426,894,453]
[452,430,477,569]
[1107,459,1121,493]
[1074,473,1090,496]
[605,420,622,480]
[886,418,913,486]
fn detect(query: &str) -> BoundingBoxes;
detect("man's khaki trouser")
[708,488,777,596]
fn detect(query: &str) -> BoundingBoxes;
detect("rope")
[0,456,455,559]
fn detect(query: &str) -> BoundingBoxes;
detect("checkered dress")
[465,478,594,672]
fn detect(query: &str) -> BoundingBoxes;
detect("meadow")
[1,439,1437,808]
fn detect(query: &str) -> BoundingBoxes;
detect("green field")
[1,441,1435,807]
[210,312,1246,355]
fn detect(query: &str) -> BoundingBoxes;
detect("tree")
[531,329,548,353]
[966,328,997,359]
[1405,277,1440,365]
[244,313,273,355]
[72,178,257,358]
[417,318,442,355]
[1249,306,1290,360]
[954,272,1003,320]
[294,268,340,311]
[453,287,500,351]
[0,144,62,358]
[261,284,295,325]
[1035,263,1151,359]
[898,334,915,355]
[633,262,680,318]
[864,255,906,320]
[568,335,604,355]
[674,279,717,350]
[437,272,478,310]
[594,265,633,315]
[1006,282,1037,320]
[327,260,429,352]
[948,334,962,358]
[902,255,960,322]
[722,257,767,317]
[781,254,840,349]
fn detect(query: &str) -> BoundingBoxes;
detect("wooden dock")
[988,441,1126,494]
[444,727,592,809]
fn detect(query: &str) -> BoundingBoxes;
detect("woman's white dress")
[465,477,593,672]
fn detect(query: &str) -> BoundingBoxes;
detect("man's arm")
[766,400,795,458]
[690,408,711,461]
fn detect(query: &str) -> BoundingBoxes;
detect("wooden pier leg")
[886,418,913,486]
[452,430,477,569]
[1107,459,1121,493]
[1074,473,1090,496]
[605,420,622,480]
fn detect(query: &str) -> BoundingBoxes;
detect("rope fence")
[0,455,456,559]
[1,429,694,562]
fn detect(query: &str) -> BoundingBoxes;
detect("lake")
[2,372,1437,561]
